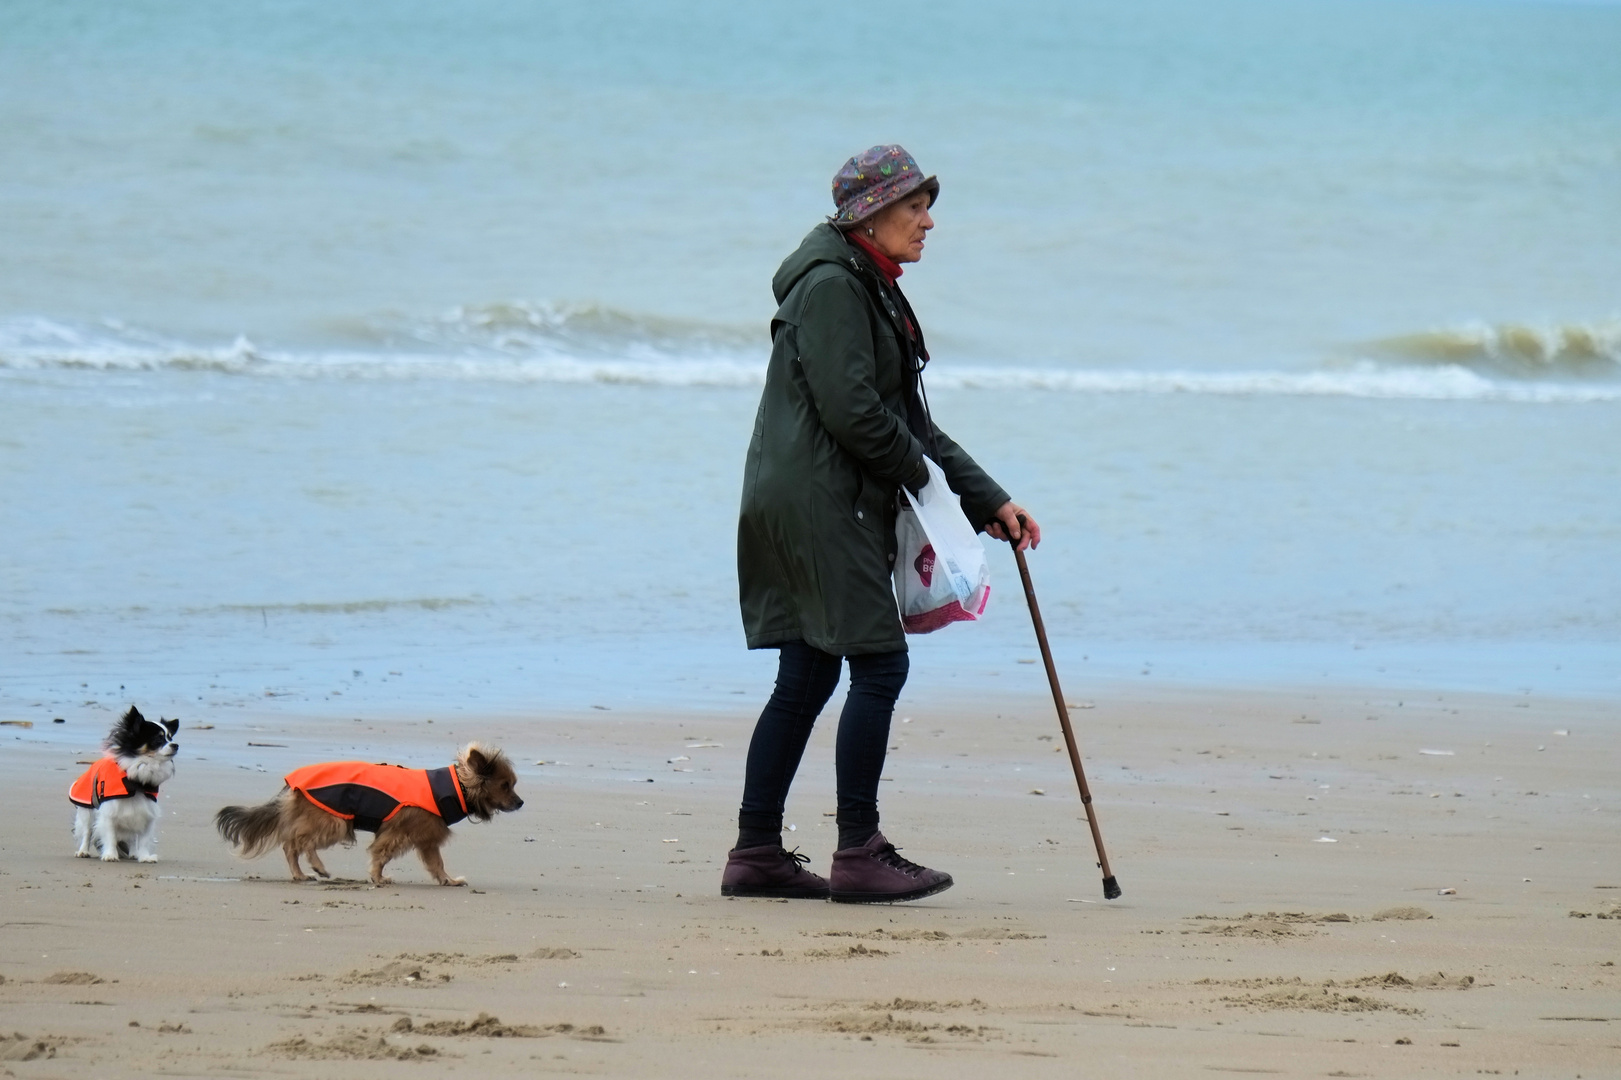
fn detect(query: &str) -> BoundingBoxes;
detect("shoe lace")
[780,846,812,873]
[873,842,926,877]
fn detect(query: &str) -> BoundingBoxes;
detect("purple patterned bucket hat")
[829,145,939,227]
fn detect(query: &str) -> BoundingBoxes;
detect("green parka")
[737,224,1010,655]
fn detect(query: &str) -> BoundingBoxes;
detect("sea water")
[3,0,1619,719]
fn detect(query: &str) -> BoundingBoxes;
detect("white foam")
[3,318,1618,403]
[926,363,1621,403]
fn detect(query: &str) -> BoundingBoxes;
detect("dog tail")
[215,790,286,858]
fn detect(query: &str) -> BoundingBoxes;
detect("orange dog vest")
[69,757,159,809]
[285,761,468,832]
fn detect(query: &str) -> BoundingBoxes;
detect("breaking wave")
[4,314,1620,403]
[337,300,762,358]
[1361,320,1621,379]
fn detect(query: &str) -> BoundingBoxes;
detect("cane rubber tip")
[1102,876,1122,900]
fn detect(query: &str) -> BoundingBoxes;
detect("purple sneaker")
[721,845,830,899]
[829,832,953,904]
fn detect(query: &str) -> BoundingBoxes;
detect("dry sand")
[2,682,1618,1077]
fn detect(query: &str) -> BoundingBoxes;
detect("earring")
[865,227,875,237]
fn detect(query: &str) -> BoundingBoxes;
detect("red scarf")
[845,230,903,285]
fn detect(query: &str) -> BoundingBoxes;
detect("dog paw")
[371,877,394,886]
[74,850,93,859]
[137,854,159,863]
[100,852,121,862]
[313,868,331,879]
[439,877,468,887]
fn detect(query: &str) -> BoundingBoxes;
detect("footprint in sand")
[1,1035,72,1062]
[391,1014,601,1038]
[40,971,105,985]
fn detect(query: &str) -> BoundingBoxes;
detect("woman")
[723,145,1042,903]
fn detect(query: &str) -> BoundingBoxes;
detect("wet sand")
[2,683,1617,1077]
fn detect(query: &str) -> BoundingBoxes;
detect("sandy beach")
[2,681,1616,1078]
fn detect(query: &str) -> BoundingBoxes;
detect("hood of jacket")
[772,223,862,306]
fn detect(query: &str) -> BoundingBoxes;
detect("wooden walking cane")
[1007,516,1121,899]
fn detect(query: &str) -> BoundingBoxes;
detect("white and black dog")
[70,707,179,862]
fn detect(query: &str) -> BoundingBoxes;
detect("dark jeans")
[736,640,909,852]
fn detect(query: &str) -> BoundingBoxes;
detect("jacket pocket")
[852,470,887,534]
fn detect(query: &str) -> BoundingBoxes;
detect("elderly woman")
[723,145,1042,903]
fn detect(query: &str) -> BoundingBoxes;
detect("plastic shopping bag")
[893,456,991,634]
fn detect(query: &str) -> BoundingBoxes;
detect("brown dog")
[215,744,522,886]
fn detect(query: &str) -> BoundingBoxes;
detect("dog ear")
[464,746,492,775]
[121,706,146,728]
[163,718,179,737]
